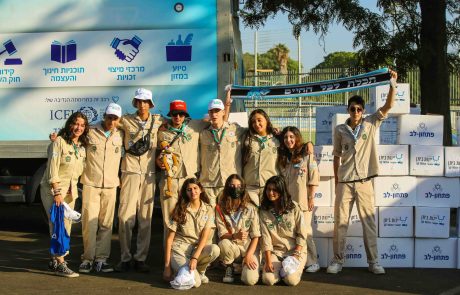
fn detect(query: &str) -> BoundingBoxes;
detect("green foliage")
[243,44,300,71]
[313,51,362,69]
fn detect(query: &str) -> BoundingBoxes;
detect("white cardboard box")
[315,132,333,146]
[409,145,444,176]
[380,116,399,132]
[444,147,460,177]
[414,238,457,268]
[314,145,335,177]
[398,114,444,146]
[370,84,410,114]
[374,176,417,206]
[312,206,335,238]
[377,238,414,268]
[378,207,414,238]
[315,106,347,132]
[314,177,333,207]
[414,207,450,238]
[458,238,460,269]
[332,113,350,131]
[313,238,329,268]
[347,204,379,237]
[380,131,398,145]
[457,208,460,238]
[416,177,460,208]
[327,237,368,267]
[330,178,336,206]
[377,145,409,175]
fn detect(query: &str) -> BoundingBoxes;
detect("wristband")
[293,250,301,257]
[190,257,198,261]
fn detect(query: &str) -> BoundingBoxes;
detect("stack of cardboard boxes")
[312,84,460,269]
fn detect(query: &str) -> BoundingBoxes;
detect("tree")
[243,45,300,72]
[240,0,460,145]
[313,51,362,69]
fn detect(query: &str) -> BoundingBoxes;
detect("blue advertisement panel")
[0,0,217,140]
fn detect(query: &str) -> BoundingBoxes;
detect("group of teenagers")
[40,69,398,288]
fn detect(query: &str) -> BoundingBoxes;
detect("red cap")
[167,100,190,117]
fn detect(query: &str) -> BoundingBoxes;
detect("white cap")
[105,103,122,118]
[62,202,81,223]
[207,99,224,111]
[132,88,154,108]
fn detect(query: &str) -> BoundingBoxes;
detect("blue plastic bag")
[49,204,70,256]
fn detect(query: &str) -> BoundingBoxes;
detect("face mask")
[229,187,244,199]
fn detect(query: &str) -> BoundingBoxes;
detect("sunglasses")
[171,113,186,117]
[349,106,363,113]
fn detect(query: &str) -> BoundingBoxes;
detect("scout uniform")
[216,204,261,285]
[260,202,307,286]
[331,110,385,265]
[80,122,123,265]
[167,203,220,288]
[157,120,205,236]
[41,136,86,239]
[117,112,162,263]
[281,153,320,268]
[243,134,280,206]
[199,122,245,206]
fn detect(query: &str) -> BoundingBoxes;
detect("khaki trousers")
[203,186,223,208]
[160,176,186,243]
[218,239,260,286]
[40,184,75,258]
[246,185,263,207]
[262,254,306,286]
[303,210,318,266]
[333,181,378,264]
[81,185,117,262]
[171,244,220,288]
[118,172,155,262]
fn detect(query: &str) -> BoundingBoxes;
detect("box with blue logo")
[327,237,367,267]
[444,147,460,177]
[415,238,457,268]
[398,115,444,146]
[374,176,417,207]
[377,145,409,175]
[312,206,334,238]
[416,177,459,207]
[379,207,414,237]
[409,145,444,176]
[370,83,410,114]
[414,207,450,238]
[377,238,414,267]
[314,177,332,207]
[314,145,334,176]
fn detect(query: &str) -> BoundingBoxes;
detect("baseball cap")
[104,103,122,118]
[132,88,154,108]
[208,99,225,111]
[167,100,190,117]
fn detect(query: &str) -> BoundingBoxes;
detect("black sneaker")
[55,262,79,278]
[114,261,131,272]
[134,260,150,273]
[94,261,114,273]
[48,259,58,271]
[79,261,92,273]
[223,266,234,283]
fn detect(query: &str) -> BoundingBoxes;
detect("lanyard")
[72,142,79,158]
[255,135,268,149]
[211,128,227,145]
[346,123,362,141]
[229,209,243,227]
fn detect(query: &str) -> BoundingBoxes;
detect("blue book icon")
[51,40,77,63]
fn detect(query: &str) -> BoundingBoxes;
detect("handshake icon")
[110,35,142,62]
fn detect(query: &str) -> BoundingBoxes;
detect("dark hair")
[260,175,295,214]
[347,95,365,110]
[242,109,275,167]
[278,126,307,168]
[57,111,89,147]
[219,174,250,215]
[171,178,210,225]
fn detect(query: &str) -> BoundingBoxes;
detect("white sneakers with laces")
[368,263,385,274]
[304,263,320,273]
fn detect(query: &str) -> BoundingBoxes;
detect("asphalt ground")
[1,203,459,295]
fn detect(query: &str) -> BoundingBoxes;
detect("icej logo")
[345,244,362,259]
[424,245,450,261]
[380,244,406,260]
[79,106,98,123]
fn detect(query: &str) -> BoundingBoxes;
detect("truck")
[0,0,243,207]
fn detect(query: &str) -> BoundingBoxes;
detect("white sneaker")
[222,266,234,283]
[368,263,385,275]
[200,273,209,284]
[326,262,342,274]
[56,262,79,278]
[304,263,320,273]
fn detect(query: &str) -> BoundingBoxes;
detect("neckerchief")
[255,134,268,149]
[211,127,227,145]
[270,209,283,225]
[346,119,363,142]
[168,123,191,142]
[72,142,79,158]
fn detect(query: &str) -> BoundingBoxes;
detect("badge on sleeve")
[65,156,71,162]
[362,134,368,140]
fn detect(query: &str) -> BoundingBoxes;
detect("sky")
[239,1,378,71]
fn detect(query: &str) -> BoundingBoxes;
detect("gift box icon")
[166,34,193,62]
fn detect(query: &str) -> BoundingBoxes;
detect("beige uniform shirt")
[167,202,216,251]
[333,111,386,182]
[260,202,307,257]
[119,113,162,174]
[216,204,261,255]
[80,123,123,188]
[199,122,245,187]
[243,134,280,187]
[157,120,205,178]
[41,136,86,200]
[281,154,320,211]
